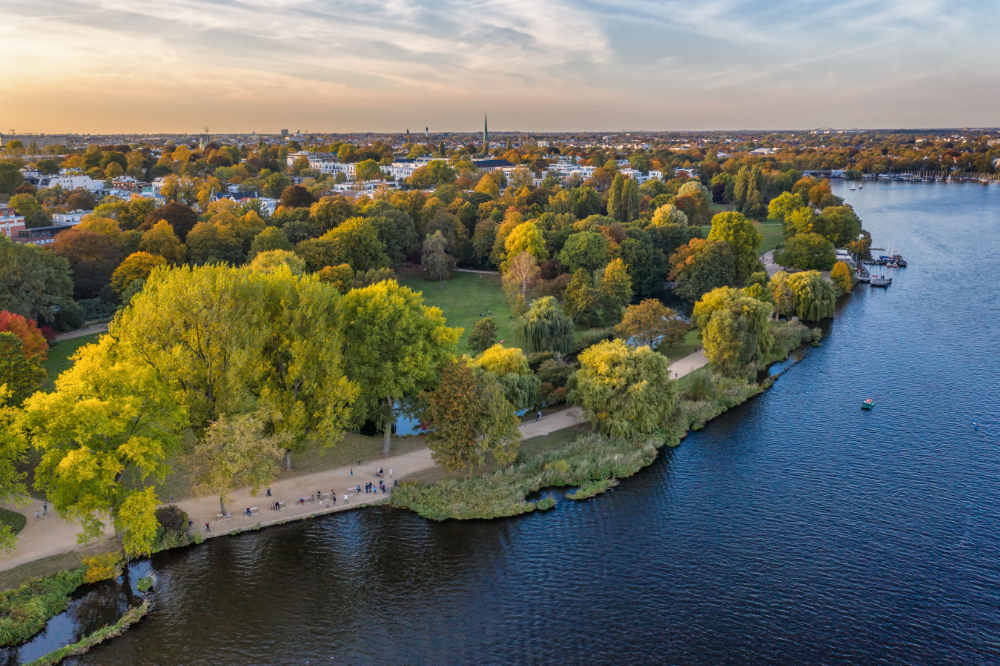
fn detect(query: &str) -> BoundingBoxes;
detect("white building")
[29,174,104,192]
[51,210,90,226]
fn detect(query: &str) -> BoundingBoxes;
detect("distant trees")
[616,299,687,350]
[422,230,455,286]
[775,232,835,271]
[110,252,166,295]
[139,221,186,264]
[144,202,198,241]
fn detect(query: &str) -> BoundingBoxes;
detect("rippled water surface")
[49,182,1000,664]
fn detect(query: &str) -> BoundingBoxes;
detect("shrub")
[536,358,576,388]
[0,567,86,647]
[154,505,188,532]
[681,370,715,402]
[83,552,123,584]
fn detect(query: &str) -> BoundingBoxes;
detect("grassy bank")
[0,567,87,647]
[0,509,26,537]
[26,600,150,666]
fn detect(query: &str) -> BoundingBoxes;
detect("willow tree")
[341,280,461,456]
[694,287,774,377]
[470,344,541,410]
[786,271,837,321]
[512,296,574,354]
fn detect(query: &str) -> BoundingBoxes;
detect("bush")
[570,327,615,354]
[0,567,86,647]
[136,575,154,593]
[536,358,576,388]
[681,370,714,402]
[154,505,188,532]
[83,552,123,584]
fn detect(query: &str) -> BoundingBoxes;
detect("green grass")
[0,509,26,537]
[659,328,701,362]
[399,270,513,352]
[700,223,784,255]
[40,333,102,393]
[0,567,87,647]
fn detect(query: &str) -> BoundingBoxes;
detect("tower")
[482,114,489,156]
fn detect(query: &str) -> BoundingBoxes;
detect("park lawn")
[700,222,784,255]
[0,508,26,538]
[708,202,736,214]
[659,328,701,363]
[40,332,102,393]
[399,269,514,352]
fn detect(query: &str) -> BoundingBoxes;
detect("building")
[0,205,26,240]
[0,133,70,148]
[25,174,104,192]
[471,159,512,173]
[51,210,90,226]
[482,114,489,155]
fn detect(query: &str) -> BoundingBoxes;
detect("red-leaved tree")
[0,310,48,362]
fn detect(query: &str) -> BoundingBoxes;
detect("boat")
[870,275,891,287]
[861,399,874,411]
[855,271,871,283]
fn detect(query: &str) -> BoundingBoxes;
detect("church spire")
[483,113,489,156]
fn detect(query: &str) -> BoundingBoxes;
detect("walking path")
[54,324,108,342]
[0,348,710,571]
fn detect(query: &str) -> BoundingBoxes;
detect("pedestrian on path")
[344,493,349,504]
[35,511,40,520]
[205,522,211,533]
[266,488,272,497]
[350,468,353,477]
[42,502,47,516]
[389,468,392,478]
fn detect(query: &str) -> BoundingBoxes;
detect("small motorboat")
[861,399,874,411]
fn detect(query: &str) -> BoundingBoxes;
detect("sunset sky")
[3,0,998,134]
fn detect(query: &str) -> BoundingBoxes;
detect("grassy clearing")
[0,508,26,537]
[699,222,784,255]
[39,333,102,393]
[391,431,667,521]
[26,600,150,666]
[659,328,701,362]
[0,567,87,647]
[399,270,513,352]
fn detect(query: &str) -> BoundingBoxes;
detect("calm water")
[15,182,1000,665]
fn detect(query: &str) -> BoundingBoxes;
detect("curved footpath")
[0,349,709,572]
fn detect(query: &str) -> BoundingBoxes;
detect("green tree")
[355,159,382,182]
[621,177,640,222]
[568,339,676,439]
[421,359,520,473]
[468,317,499,354]
[670,239,736,302]
[785,271,837,321]
[694,287,773,377]
[422,230,455,286]
[194,410,293,514]
[295,217,390,273]
[0,332,45,406]
[308,196,356,233]
[597,258,633,324]
[558,231,608,273]
[341,280,461,456]
[767,191,805,222]
[0,162,25,195]
[707,211,764,282]
[0,384,27,551]
[607,173,625,221]
[248,249,306,276]
[0,236,73,321]
[248,227,291,260]
[365,209,419,267]
[818,206,862,247]
[20,335,188,555]
[513,296,574,354]
[615,299,687,350]
[775,232,835,270]
[469,344,541,410]
[618,235,668,297]
[186,222,244,266]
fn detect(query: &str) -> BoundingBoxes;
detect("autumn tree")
[563,268,601,327]
[110,252,166,295]
[470,344,541,410]
[468,317,499,354]
[669,239,736,302]
[144,202,198,241]
[316,263,354,294]
[341,280,461,456]
[0,384,27,551]
[139,220,186,264]
[568,339,676,439]
[295,217,390,273]
[693,287,774,377]
[248,227,291,260]
[248,249,306,276]
[0,333,45,406]
[501,222,548,271]
[615,299,687,350]
[194,411,293,514]
[830,261,853,295]
[706,212,764,282]
[52,227,122,299]
[279,185,316,209]
[0,310,48,362]
[596,258,632,324]
[501,251,541,316]
[421,359,520,473]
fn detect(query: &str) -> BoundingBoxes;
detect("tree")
[0,310,48,362]
[0,236,73,321]
[607,173,625,221]
[355,159,382,182]
[308,196,356,233]
[501,251,541,316]
[20,335,188,555]
[263,173,292,199]
[707,211,764,282]
[139,220,186,265]
[669,239,736,302]
[618,235,668,297]
[775,232,835,271]
[279,185,316,209]
[597,258,632,324]
[767,191,804,222]
[186,222,245,266]
[366,210,419,267]
[563,268,601,327]
[421,359,520,474]
[316,263,354,294]
[650,203,688,227]
[144,202,198,242]
[52,228,122,299]
[831,261,853,294]
[468,317,498,354]
[341,280,461,456]
[0,384,27,551]
[474,174,500,199]
[621,177,640,222]
[115,264,359,468]
[248,249,306,276]
[295,217,390,273]
[422,230,455,286]
[568,339,676,439]
[248,227,291,260]
[513,296,574,354]
[785,271,837,321]
[0,333,45,406]
[470,344,541,410]
[110,252,166,295]
[501,222,548,271]
[194,411,292,514]
[694,287,773,377]
[818,206,862,247]
[558,231,608,273]
[615,299,687,350]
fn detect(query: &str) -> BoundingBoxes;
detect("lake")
[12,181,1000,665]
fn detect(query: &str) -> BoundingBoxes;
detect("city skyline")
[3,0,999,134]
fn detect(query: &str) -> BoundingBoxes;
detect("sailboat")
[850,184,856,190]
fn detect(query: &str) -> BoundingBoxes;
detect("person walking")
[42,502,47,516]
[266,488,272,497]
[344,493,349,504]
[389,468,392,478]
[205,522,211,533]
[35,511,40,520]
[350,468,353,477]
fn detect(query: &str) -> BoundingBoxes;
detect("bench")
[272,501,285,511]
[216,513,232,521]
[322,492,332,500]
[247,507,259,516]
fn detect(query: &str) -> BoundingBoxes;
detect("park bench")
[247,507,259,516]
[272,501,285,511]
[216,513,232,521]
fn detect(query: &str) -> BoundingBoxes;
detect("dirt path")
[0,348,710,570]
[54,324,107,341]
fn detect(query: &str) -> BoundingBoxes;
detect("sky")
[3,0,999,134]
